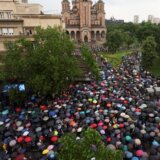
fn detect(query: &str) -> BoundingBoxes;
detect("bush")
[81,45,100,79]
[58,128,123,160]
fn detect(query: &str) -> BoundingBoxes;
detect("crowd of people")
[0,52,160,160]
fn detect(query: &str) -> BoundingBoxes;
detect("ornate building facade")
[0,0,64,53]
[62,0,107,44]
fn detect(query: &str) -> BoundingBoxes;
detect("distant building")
[106,17,124,25]
[153,17,160,24]
[134,15,139,24]
[0,0,64,53]
[148,15,154,23]
[61,0,107,44]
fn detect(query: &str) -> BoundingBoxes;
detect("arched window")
[100,17,102,25]
[0,12,4,19]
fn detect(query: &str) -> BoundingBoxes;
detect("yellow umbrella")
[42,149,49,155]
[54,130,58,136]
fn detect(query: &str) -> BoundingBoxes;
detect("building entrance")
[84,35,88,42]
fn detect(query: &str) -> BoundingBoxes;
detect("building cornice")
[0,19,23,22]
[14,14,62,19]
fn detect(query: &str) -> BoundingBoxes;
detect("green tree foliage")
[107,22,160,54]
[3,27,82,94]
[142,36,157,69]
[107,30,124,52]
[123,32,136,48]
[80,45,100,79]
[58,128,123,160]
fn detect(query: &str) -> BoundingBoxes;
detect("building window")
[2,28,14,35]
[7,12,12,19]
[0,12,4,19]
[8,28,14,35]
[2,28,8,35]
[0,11,12,19]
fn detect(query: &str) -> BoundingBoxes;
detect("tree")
[80,45,100,79]
[58,128,123,160]
[107,30,124,53]
[123,32,136,48]
[3,27,82,94]
[142,36,157,69]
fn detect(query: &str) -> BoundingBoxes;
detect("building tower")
[61,0,70,25]
[96,0,105,26]
[79,0,92,42]
[134,15,139,24]
[62,0,107,44]
[22,0,28,3]
[148,15,154,23]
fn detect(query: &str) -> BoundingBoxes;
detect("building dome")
[97,0,104,3]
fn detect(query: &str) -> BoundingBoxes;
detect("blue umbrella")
[49,111,57,117]
[2,110,9,115]
[80,111,85,115]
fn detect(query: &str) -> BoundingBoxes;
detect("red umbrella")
[51,136,58,142]
[123,100,128,104]
[39,136,45,141]
[15,154,24,160]
[103,125,108,130]
[17,137,24,143]
[24,136,32,143]
[106,137,111,142]
[106,103,112,108]
[15,107,22,113]
[136,150,143,157]
[136,108,141,112]
[119,123,124,128]
[90,123,97,129]
[40,105,48,110]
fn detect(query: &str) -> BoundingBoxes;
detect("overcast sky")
[29,0,160,22]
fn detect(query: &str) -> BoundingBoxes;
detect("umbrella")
[40,105,48,110]
[98,121,103,126]
[2,110,9,115]
[93,99,97,104]
[17,126,24,132]
[49,111,57,117]
[0,121,4,126]
[69,121,76,126]
[125,136,132,142]
[107,144,116,150]
[149,113,154,117]
[48,152,55,159]
[90,123,97,129]
[100,130,105,135]
[48,145,54,151]
[9,140,17,147]
[106,103,112,108]
[152,140,160,147]
[136,150,143,157]
[15,154,24,160]
[103,125,108,130]
[51,136,58,142]
[23,131,29,136]
[77,128,82,133]
[42,149,49,155]
[15,108,22,113]
[135,138,141,145]
[17,137,24,143]
[125,151,133,159]
[43,116,49,121]
[120,113,126,117]
[53,130,58,136]
[36,127,42,132]
[24,137,32,143]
